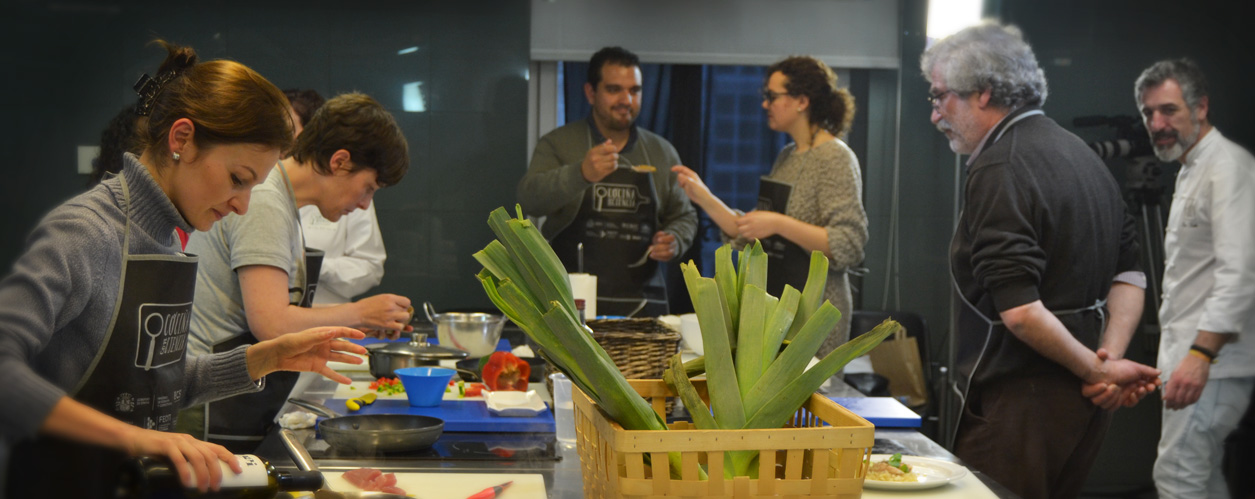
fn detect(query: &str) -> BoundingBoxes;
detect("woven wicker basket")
[545,318,682,395]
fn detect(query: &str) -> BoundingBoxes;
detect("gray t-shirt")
[187,164,305,356]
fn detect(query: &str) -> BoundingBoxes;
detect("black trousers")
[955,371,1113,499]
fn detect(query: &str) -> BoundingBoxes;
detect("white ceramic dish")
[862,454,968,491]
[484,390,548,417]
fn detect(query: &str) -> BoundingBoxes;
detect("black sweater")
[952,107,1141,384]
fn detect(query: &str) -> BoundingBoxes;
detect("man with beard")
[1135,58,1255,499]
[518,46,696,317]
[923,23,1160,499]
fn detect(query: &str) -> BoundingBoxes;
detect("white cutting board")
[321,471,546,499]
[332,380,485,402]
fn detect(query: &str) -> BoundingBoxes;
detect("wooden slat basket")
[573,379,873,498]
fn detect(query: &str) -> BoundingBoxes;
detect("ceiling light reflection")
[402,82,426,112]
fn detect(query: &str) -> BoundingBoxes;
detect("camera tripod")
[1123,156,1168,328]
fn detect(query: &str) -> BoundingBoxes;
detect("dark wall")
[0,1,530,310]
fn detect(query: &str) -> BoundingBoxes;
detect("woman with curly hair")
[672,56,868,357]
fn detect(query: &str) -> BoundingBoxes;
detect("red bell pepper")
[481,352,530,391]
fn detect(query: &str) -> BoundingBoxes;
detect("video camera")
[1073,115,1153,159]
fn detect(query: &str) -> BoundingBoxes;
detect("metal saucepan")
[287,398,443,455]
[279,429,409,499]
[366,332,470,379]
[424,302,507,358]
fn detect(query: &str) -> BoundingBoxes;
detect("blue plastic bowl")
[394,367,455,407]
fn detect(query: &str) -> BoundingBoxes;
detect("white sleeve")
[1197,153,1255,335]
[312,204,387,301]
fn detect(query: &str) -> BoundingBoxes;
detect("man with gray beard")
[1135,58,1255,499]
[923,22,1160,498]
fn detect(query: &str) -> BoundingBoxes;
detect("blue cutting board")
[327,398,555,433]
[829,397,922,428]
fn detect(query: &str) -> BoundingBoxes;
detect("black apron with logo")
[756,177,811,297]
[7,174,198,498]
[551,167,666,317]
[202,249,322,453]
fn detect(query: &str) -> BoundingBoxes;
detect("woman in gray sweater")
[0,41,368,496]
[672,56,868,358]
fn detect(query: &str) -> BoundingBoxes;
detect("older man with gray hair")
[923,22,1160,498]
[1135,58,1255,499]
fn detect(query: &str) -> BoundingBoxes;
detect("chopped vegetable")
[368,377,404,395]
[482,351,530,391]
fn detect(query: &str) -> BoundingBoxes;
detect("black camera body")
[1074,115,1153,159]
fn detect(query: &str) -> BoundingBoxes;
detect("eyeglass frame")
[927,89,964,109]
[761,88,794,104]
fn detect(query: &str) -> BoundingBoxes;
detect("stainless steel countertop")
[259,372,1018,498]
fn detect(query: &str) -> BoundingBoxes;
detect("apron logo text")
[134,302,192,371]
[593,183,651,213]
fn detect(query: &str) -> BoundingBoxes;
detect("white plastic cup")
[549,372,576,446]
[568,273,598,319]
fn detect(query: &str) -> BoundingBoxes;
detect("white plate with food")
[863,454,967,491]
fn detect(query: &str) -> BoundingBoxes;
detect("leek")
[661,242,900,477]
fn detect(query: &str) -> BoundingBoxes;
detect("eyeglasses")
[761,88,791,103]
[927,89,961,109]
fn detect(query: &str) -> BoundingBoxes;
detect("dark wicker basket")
[545,318,682,397]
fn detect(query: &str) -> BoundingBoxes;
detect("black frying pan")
[287,398,443,454]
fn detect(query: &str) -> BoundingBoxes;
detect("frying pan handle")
[423,301,439,323]
[279,429,320,472]
[287,397,341,418]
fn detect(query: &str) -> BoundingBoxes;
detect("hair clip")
[133,69,183,116]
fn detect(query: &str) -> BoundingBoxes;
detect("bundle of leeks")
[664,241,901,478]
[473,206,689,476]
[473,206,899,479]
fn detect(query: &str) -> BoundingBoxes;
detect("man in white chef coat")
[1135,58,1255,499]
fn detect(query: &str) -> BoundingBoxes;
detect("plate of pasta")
[863,454,968,491]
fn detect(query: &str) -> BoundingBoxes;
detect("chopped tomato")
[368,377,404,395]
[481,352,530,391]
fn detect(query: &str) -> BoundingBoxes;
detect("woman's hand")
[353,294,413,333]
[246,326,367,384]
[735,211,786,240]
[123,426,240,492]
[671,165,713,205]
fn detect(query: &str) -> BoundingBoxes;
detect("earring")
[172,152,181,161]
